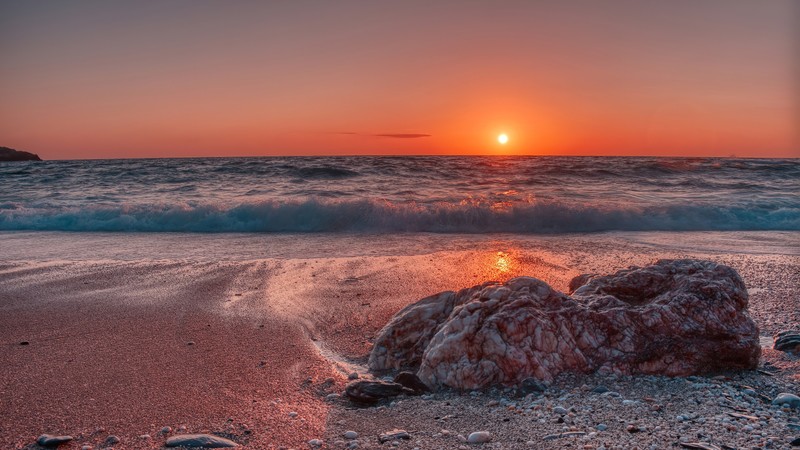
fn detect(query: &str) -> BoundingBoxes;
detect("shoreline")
[0,231,798,448]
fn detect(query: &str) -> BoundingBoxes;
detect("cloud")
[331,132,431,138]
[373,133,431,138]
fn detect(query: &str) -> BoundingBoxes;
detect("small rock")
[19,341,29,345]
[187,341,195,345]
[165,434,238,448]
[553,406,568,415]
[289,411,298,418]
[103,435,120,446]
[37,435,73,447]
[326,393,340,401]
[393,371,431,394]
[161,426,172,434]
[773,393,800,409]
[679,444,723,450]
[467,431,492,443]
[790,437,800,446]
[591,386,609,394]
[343,431,358,440]
[348,372,359,380]
[81,446,93,450]
[308,439,323,447]
[774,330,800,353]
[596,424,608,431]
[139,434,151,440]
[378,429,410,443]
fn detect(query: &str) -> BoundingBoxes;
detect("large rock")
[369,259,760,389]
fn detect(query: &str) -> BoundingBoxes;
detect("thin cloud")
[373,133,431,138]
[330,132,431,138]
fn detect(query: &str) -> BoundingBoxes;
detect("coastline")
[1,231,798,448]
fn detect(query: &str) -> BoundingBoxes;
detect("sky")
[0,0,797,159]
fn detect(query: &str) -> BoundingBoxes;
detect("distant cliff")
[0,146,42,162]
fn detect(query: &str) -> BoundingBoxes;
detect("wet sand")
[0,231,798,449]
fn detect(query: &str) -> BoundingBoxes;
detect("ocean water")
[0,156,798,233]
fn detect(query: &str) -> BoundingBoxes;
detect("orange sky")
[0,1,797,159]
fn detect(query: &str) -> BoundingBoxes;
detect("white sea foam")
[0,199,797,232]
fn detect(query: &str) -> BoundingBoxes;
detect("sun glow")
[497,133,509,145]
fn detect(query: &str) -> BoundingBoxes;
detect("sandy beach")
[1,231,798,449]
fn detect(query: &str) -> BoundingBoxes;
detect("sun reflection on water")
[495,251,511,273]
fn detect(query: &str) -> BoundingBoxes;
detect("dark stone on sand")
[790,436,800,446]
[371,259,760,389]
[774,330,800,353]
[103,435,120,447]
[519,377,547,394]
[680,443,722,450]
[393,371,431,394]
[378,429,410,443]
[20,341,29,345]
[772,393,800,408]
[165,434,238,448]
[591,386,610,394]
[344,379,411,404]
[0,146,41,162]
[36,434,73,447]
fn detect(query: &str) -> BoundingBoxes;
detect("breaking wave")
[1,199,797,233]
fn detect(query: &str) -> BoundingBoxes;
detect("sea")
[0,156,798,233]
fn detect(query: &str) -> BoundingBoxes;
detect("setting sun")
[497,133,509,145]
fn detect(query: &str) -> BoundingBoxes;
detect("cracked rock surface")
[369,259,760,389]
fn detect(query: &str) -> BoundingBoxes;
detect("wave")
[1,199,798,233]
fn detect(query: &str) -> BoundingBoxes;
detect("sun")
[497,133,509,145]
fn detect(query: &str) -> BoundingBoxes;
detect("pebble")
[467,431,492,443]
[308,439,323,447]
[343,431,358,439]
[289,411,299,418]
[553,406,568,415]
[326,393,341,401]
[139,434,151,440]
[596,424,608,431]
[103,435,121,446]
[591,386,609,394]
[348,372,359,380]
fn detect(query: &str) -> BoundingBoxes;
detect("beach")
[1,231,798,449]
